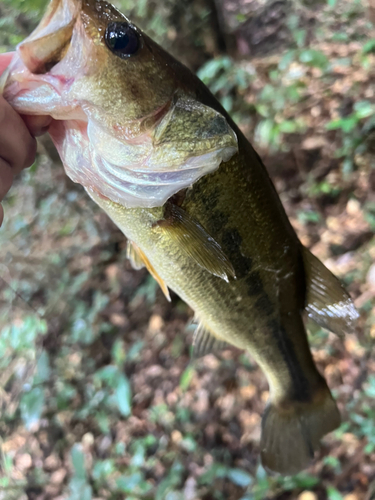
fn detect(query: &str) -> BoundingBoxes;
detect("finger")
[0,95,37,174]
[0,158,13,201]
[21,114,52,137]
[0,158,13,227]
[0,52,15,75]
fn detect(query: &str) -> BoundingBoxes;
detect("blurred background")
[0,0,374,498]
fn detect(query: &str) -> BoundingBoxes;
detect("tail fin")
[260,383,340,475]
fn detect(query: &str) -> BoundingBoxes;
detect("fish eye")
[105,22,140,58]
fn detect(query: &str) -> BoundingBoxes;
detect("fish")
[1,0,359,475]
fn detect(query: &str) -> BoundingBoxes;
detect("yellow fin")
[126,240,145,270]
[192,322,229,358]
[154,203,236,282]
[261,381,340,475]
[302,246,359,337]
[127,241,171,302]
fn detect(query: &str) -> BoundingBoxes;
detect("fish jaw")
[3,0,87,119]
[2,0,238,208]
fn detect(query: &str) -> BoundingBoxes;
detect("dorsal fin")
[302,246,359,336]
[127,241,171,302]
[192,322,230,358]
[153,203,236,283]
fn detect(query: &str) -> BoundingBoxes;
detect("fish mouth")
[3,0,173,128]
[2,0,82,118]
[3,0,238,209]
[18,0,79,75]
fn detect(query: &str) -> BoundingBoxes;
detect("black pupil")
[105,22,139,57]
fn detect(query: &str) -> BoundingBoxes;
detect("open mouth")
[1,0,79,116]
[17,0,78,75]
[2,0,238,209]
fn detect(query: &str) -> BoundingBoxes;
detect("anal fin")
[302,246,359,336]
[153,203,236,282]
[127,241,171,302]
[192,322,230,358]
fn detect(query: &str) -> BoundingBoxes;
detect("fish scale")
[2,0,359,474]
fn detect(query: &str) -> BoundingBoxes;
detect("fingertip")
[0,159,13,199]
[21,114,52,137]
[24,135,38,169]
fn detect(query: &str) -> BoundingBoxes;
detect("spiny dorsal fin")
[302,246,359,337]
[192,322,230,358]
[127,241,171,302]
[153,203,236,282]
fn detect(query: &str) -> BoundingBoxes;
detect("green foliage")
[348,375,375,454]
[323,455,342,473]
[197,56,254,118]
[94,365,133,417]
[69,446,93,500]
[2,0,48,14]
[179,365,195,391]
[156,461,185,500]
[20,386,45,429]
[227,468,253,488]
[364,202,375,231]
[362,39,375,55]
[326,101,375,174]
[299,49,329,69]
[90,436,157,497]
[115,374,132,417]
[116,471,152,496]
[70,291,110,345]
[306,180,341,199]
[327,486,344,500]
[296,209,321,225]
[252,66,307,151]
[133,274,159,305]
[0,314,47,358]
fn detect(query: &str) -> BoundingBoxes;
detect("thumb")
[0,51,52,136]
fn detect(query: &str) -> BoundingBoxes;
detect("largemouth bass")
[1,0,359,474]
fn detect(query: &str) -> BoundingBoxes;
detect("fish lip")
[3,66,74,115]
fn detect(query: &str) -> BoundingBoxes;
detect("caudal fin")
[260,383,340,475]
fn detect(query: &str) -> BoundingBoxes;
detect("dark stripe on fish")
[267,319,311,402]
[220,226,311,402]
[185,194,312,402]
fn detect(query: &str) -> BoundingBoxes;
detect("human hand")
[0,52,51,227]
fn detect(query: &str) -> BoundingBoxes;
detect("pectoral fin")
[193,322,230,358]
[302,246,359,336]
[127,241,171,302]
[126,240,145,270]
[153,203,236,282]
